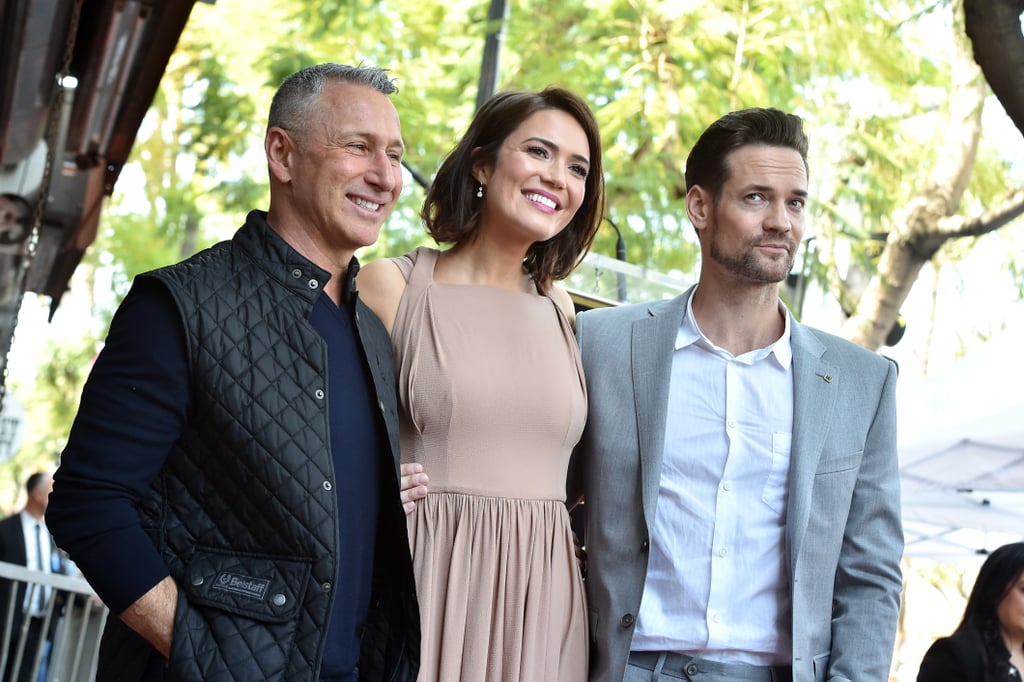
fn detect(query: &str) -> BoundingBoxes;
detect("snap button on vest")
[291,269,302,278]
[620,613,634,627]
[192,575,204,586]
[307,279,319,289]
[272,594,286,607]
[314,389,325,400]
[685,663,699,676]
[322,481,333,492]
[321,582,331,592]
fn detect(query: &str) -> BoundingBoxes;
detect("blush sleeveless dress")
[388,247,588,682]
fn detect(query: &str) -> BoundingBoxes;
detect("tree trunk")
[964,0,1024,138]
[841,45,986,350]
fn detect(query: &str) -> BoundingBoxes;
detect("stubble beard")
[708,231,796,284]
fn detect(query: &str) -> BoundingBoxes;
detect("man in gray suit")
[571,108,902,682]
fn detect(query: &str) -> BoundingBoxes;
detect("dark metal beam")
[475,0,509,111]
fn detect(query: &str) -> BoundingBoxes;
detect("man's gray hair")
[267,63,398,135]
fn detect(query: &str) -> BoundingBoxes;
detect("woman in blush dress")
[358,86,604,681]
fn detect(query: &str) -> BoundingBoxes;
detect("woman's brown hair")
[422,86,605,294]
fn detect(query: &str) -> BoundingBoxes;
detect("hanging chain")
[0,0,84,416]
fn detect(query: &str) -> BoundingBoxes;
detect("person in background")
[918,541,1024,681]
[0,472,60,682]
[0,193,33,302]
[570,107,903,682]
[46,63,420,682]
[0,193,31,248]
[358,85,605,681]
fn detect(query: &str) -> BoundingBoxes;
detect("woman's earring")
[476,183,484,199]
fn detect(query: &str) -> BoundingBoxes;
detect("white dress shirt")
[631,292,795,665]
[20,511,52,616]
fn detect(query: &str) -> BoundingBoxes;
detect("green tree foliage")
[10,0,1024,481]
[248,0,1023,300]
[4,332,97,506]
[38,0,1024,321]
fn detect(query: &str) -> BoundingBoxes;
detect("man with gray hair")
[48,63,420,681]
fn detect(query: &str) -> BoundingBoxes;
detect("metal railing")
[565,251,692,310]
[0,562,108,682]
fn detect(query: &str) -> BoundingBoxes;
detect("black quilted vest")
[96,211,418,681]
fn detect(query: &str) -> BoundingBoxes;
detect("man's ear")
[266,127,293,183]
[686,185,711,232]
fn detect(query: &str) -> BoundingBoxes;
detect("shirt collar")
[342,256,361,306]
[676,286,794,369]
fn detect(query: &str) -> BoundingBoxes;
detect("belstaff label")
[212,572,271,601]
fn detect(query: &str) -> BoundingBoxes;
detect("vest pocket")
[168,547,313,680]
[182,547,311,622]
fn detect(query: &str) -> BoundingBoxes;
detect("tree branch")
[964,0,1024,138]
[935,188,1024,238]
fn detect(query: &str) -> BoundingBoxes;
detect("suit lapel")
[4,517,29,566]
[632,291,690,531]
[787,323,838,567]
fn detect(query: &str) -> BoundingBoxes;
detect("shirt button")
[718,547,728,557]
[722,482,732,491]
[727,419,736,428]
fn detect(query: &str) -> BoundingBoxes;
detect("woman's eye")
[528,146,550,159]
[569,164,589,178]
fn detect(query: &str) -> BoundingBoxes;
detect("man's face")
[285,81,404,255]
[0,195,28,245]
[31,475,53,511]
[700,144,807,285]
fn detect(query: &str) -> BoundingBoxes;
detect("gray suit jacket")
[570,287,903,682]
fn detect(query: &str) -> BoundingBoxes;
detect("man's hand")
[119,575,177,658]
[399,462,429,515]
[572,531,587,580]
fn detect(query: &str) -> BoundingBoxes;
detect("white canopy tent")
[897,324,1024,561]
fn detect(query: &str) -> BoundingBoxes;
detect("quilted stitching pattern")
[141,217,337,681]
[93,213,418,681]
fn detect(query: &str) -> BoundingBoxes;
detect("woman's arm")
[357,258,407,335]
